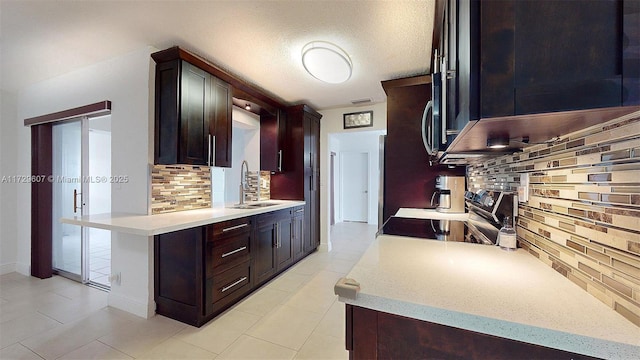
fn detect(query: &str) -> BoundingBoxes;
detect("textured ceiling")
[0,0,434,110]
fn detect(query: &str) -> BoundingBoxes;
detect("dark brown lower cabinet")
[345,305,600,360]
[155,216,253,327]
[155,208,311,327]
[254,209,295,286]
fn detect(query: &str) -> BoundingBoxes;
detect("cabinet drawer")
[207,261,251,305]
[211,217,252,238]
[206,232,250,276]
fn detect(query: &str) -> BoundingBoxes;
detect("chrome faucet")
[239,160,249,205]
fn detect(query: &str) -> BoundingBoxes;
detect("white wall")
[15,46,156,317]
[0,90,19,274]
[213,107,260,205]
[319,102,387,251]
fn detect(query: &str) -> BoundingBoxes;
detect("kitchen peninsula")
[338,235,640,359]
[61,200,305,326]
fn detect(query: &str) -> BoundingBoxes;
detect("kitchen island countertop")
[60,200,305,236]
[339,235,640,359]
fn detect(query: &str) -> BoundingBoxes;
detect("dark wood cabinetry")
[270,104,321,255]
[155,217,253,327]
[260,108,287,172]
[292,206,305,261]
[254,209,294,286]
[152,49,232,167]
[345,305,599,360]
[446,0,639,126]
[381,77,465,222]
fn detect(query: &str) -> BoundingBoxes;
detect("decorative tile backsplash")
[151,164,211,214]
[244,171,270,201]
[467,110,640,327]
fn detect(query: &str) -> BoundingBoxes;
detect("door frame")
[24,101,111,279]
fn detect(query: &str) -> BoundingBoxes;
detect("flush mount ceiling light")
[302,41,352,84]
[244,103,251,111]
[487,134,510,149]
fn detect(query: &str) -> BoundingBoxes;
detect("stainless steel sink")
[228,202,279,209]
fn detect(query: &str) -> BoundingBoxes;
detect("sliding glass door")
[51,115,112,287]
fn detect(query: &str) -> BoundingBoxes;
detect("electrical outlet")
[109,272,121,286]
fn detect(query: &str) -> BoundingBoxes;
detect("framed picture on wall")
[343,110,373,129]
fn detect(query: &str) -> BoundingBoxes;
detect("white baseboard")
[318,241,332,253]
[108,292,155,319]
[0,263,16,275]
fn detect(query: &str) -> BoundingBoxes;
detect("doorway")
[341,152,369,223]
[51,115,112,288]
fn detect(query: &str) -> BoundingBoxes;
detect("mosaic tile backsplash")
[151,164,211,214]
[467,110,640,327]
[245,171,271,201]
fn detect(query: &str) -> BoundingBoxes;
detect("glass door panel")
[52,121,82,280]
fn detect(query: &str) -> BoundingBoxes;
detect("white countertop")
[395,207,469,221]
[60,200,305,236]
[340,235,640,359]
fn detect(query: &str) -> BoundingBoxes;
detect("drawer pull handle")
[221,246,247,258]
[295,209,304,213]
[221,277,247,293]
[222,223,249,232]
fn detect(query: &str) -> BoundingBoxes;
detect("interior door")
[341,152,369,223]
[51,115,112,286]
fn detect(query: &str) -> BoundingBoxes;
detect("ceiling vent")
[351,98,372,105]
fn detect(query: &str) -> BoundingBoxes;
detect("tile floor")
[0,222,377,360]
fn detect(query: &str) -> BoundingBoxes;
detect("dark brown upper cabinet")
[443,0,639,127]
[152,49,232,167]
[260,108,287,172]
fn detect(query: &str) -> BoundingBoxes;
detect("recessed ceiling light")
[245,103,251,111]
[302,41,352,84]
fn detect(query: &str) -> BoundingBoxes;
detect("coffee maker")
[431,175,465,213]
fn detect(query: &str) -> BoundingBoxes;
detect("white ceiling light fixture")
[302,41,352,84]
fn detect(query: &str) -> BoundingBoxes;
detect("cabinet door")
[292,208,305,261]
[254,222,277,285]
[304,115,321,253]
[276,216,293,270]
[513,0,623,114]
[211,78,232,167]
[260,108,287,172]
[154,60,180,165]
[180,62,211,165]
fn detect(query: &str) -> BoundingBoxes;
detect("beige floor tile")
[246,305,323,350]
[0,291,70,324]
[294,332,349,360]
[304,270,345,291]
[266,272,313,293]
[173,309,260,354]
[216,335,295,360]
[233,287,290,316]
[284,284,338,315]
[322,258,356,274]
[36,289,108,324]
[0,313,60,348]
[313,300,346,340]
[97,315,186,357]
[57,340,132,360]
[136,338,217,359]
[0,343,43,360]
[20,308,134,360]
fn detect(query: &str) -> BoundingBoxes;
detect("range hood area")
[439,105,640,165]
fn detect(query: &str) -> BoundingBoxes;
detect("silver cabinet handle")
[208,134,212,166]
[295,208,304,214]
[441,56,447,145]
[212,135,216,166]
[278,150,283,172]
[222,223,249,232]
[221,277,247,293]
[221,246,247,258]
[275,223,279,248]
